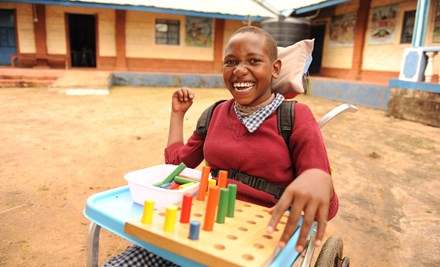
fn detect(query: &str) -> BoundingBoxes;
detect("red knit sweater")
[165,99,338,220]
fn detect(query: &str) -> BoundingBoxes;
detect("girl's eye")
[224,60,237,65]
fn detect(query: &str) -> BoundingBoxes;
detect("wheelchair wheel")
[341,256,350,267]
[314,236,349,267]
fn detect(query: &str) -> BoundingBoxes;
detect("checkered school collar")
[234,93,285,133]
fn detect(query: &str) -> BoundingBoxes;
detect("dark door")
[0,9,17,65]
[310,24,325,74]
[68,14,96,67]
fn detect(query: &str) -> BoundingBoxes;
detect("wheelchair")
[291,103,357,267]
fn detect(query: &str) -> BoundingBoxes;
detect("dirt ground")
[0,86,439,267]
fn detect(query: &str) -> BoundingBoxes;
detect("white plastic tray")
[124,164,202,209]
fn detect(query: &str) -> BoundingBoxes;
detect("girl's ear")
[272,59,282,79]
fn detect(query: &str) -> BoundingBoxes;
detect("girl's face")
[223,32,281,107]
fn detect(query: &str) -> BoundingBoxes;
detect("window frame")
[155,19,180,45]
[400,10,416,44]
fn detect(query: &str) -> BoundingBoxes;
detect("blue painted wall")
[307,78,390,110]
[112,72,225,88]
[389,78,440,93]
[110,73,392,110]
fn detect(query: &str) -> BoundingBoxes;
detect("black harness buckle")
[211,168,286,200]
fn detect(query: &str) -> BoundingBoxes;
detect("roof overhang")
[262,0,351,16]
[1,0,351,20]
[292,0,350,15]
[1,0,277,21]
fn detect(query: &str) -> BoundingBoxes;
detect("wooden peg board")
[125,198,289,267]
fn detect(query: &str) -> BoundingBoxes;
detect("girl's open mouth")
[233,82,255,92]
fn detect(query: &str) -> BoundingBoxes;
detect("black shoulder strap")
[277,100,296,148]
[196,99,295,145]
[195,99,226,136]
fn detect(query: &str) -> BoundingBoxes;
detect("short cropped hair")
[231,26,278,62]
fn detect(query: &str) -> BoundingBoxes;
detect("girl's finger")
[266,196,290,235]
[314,205,329,248]
[295,202,318,252]
[280,197,303,248]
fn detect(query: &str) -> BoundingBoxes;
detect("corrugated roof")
[262,0,338,11]
[260,0,350,15]
[1,0,349,19]
[72,0,276,17]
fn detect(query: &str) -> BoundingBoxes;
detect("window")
[400,10,416,44]
[155,19,180,45]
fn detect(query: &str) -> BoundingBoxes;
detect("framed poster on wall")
[329,13,357,47]
[368,4,398,45]
[185,16,213,47]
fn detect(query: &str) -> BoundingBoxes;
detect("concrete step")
[0,78,56,88]
[0,67,63,88]
[0,68,111,93]
[0,74,58,81]
[50,70,112,88]
[49,70,112,95]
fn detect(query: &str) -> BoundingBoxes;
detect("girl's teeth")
[233,82,254,91]
[234,82,253,87]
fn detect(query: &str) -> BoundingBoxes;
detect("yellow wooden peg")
[163,205,178,233]
[141,199,155,224]
[208,179,216,187]
[178,182,195,189]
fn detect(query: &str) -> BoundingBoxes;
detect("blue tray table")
[83,185,304,267]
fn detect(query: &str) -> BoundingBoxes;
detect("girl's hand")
[266,169,333,252]
[167,88,195,146]
[172,87,194,113]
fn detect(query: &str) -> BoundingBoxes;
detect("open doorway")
[310,24,325,74]
[68,14,96,68]
[0,9,17,65]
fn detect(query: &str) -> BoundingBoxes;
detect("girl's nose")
[233,64,249,76]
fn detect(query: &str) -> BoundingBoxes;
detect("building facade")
[0,0,439,85]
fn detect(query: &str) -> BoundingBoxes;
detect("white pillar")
[424,51,438,82]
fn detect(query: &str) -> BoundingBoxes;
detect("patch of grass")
[20,241,30,259]
[38,184,50,191]
[386,134,437,154]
